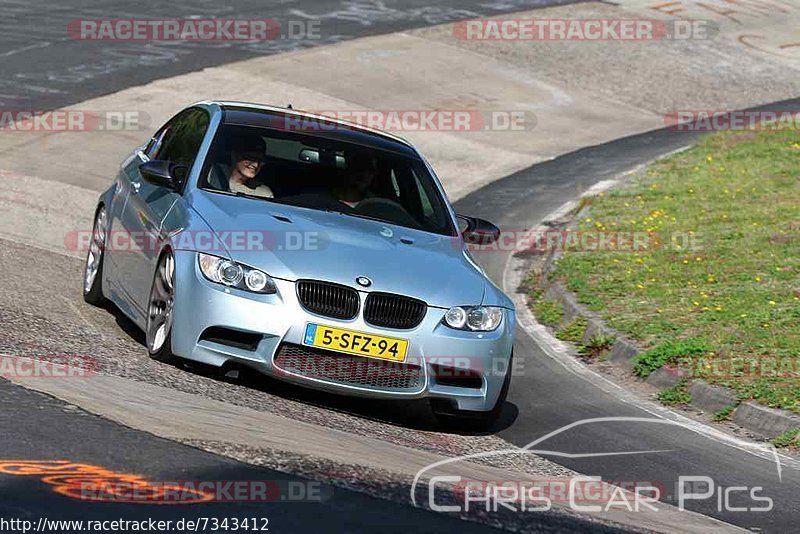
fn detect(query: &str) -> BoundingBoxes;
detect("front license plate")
[303,324,408,362]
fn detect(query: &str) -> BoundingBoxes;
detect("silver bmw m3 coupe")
[83,101,514,426]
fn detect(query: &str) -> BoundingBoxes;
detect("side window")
[148,108,210,185]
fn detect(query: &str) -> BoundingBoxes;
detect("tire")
[432,351,513,432]
[83,206,108,306]
[146,250,178,364]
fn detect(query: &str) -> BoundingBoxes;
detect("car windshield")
[200,124,456,236]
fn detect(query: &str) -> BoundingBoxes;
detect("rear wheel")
[146,250,178,364]
[432,352,512,432]
[83,206,107,306]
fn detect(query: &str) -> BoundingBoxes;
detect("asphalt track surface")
[2,379,624,533]
[0,0,578,110]
[1,0,799,532]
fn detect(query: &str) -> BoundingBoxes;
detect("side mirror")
[139,160,186,189]
[457,214,501,245]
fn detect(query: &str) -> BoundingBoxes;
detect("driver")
[228,135,273,198]
[333,152,378,208]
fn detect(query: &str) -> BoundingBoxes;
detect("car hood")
[189,191,487,308]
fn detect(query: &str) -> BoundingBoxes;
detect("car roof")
[211,101,420,158]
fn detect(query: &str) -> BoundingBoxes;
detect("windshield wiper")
[342,211,389,224]
[322,207,385,224]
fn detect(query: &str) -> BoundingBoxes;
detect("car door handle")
[131,181,141,194]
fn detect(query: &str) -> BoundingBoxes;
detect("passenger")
[228,136,273,198]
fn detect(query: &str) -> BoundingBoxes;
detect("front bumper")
[171,250,515,412]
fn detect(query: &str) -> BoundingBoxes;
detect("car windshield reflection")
[199,124,455,236]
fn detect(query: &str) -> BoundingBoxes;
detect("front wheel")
[146,250,178,364]
[83,206,107,306]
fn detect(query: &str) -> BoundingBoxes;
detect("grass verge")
[712,405,737,422]
[578,333,616,361]
[531,298,563,327]
[556,317,588,343]
[548,130,800,413]
[658,379,692,406]
[770,428,799,449]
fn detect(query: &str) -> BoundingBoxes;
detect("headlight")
[442,306,503,332]
[198,253,276,294]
